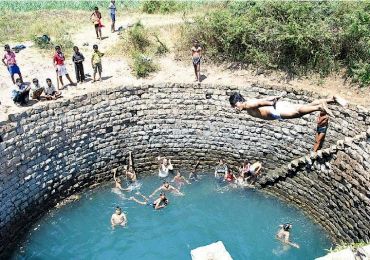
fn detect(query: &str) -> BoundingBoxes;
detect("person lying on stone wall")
[245,161,262,184]
[111,206,127,228]
[276,223,300,249]
[188,160,201,182]
[125,151,137,183]
[157,156,174,178]
[229,93,348,120]
[172,171,190,187]
[130,192,169,210]
[313,111,329,152]
[113,169,130,191]
[214,159,228,180]
[149,181,183,197]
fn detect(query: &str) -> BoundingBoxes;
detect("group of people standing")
[3,1,118,107]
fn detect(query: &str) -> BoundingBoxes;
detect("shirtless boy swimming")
[111,206,127,227]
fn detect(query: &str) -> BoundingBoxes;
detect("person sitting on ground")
[313,111,329,152]
[72,46,85,84]
[130,192,169,210]
[44,78,62,100]
[53,46,75,88]
[91,44,104,82]
[172,171,190,186]
[108,0,117,33]
[245,161,262,184]
[229,93,348,120]
[113,169,129,191]
[10,78,30,106]
[30,78,44,101]
[111,206,127,227]
[224,169,236,183]
[188,160,200,182]
[276,223,300,248]
[157,156,173,178]
[149,181,183,197]
[125,151,137,183]
[214,159,228,180]
[91,6,103,40]
[191,39,202,83]
[2,44,23,84]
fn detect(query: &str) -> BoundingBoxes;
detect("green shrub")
[141,0,190,14]
[182,1,370,86]
[126,22,151,52]
[132,52,157,78]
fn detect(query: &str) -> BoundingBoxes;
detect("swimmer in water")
[111,206,127,227]
[245,161,262,184]
[224,169,236,183]
[113,169,129,191]
[229,93,348,120]
[276,223,300,248]
[149,181,183,197]
[126,151,137,183]
[130,193,169,210]
[188,160,200,182]
[172,171,190,186]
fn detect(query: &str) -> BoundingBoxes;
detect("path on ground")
[0,12,369,122]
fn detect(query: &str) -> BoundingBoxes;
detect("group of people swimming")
[110,152,300,249]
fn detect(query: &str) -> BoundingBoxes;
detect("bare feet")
[334,96,348,107]
[321,102,334,117]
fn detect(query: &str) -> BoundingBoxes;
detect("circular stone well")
[0,82,369,257]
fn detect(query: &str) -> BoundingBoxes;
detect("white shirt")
[44,83,56,95]
[158,164,173,178]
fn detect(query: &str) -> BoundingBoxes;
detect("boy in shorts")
[53,46,75,88]
[91,44,104,82]
[2,44,23,84]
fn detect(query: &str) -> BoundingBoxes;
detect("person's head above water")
[163,181,170,188]
[283,223,292,231]
[176,171,181,177]
[229,92,246,108]
[218,159,224,165]
[159,193,166,199]
[162,158,168,165]
[115,206,121,215]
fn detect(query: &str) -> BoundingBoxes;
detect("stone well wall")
[257,129,370,243]
[0,83,369,256]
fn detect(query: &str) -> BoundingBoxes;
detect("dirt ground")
[0,12,369,122]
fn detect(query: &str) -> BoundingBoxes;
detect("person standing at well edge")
[109,0,117,33]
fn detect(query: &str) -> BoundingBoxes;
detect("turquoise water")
[13,175,331,260]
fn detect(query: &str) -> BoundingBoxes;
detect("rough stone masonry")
[0,82,369,257]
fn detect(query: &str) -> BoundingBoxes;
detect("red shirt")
[226,173,235,182]
[53,52,65,65]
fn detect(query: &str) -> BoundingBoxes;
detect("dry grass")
[0,10,90,50]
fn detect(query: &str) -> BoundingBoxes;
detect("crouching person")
[44,78,61,100]
[10,78,30,106]
[30,78,44,100]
